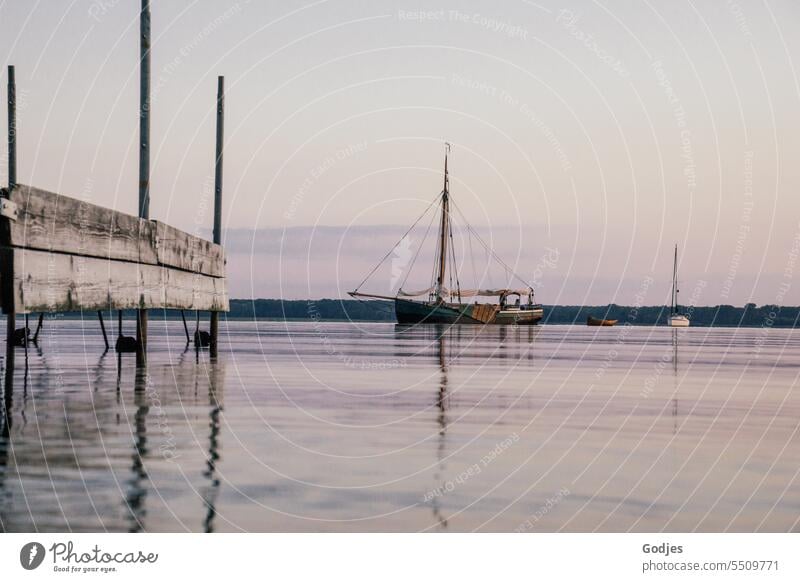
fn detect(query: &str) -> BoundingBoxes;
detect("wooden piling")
[136,0,151,367]
[181,310,190,344]
[98,311,109,351]
[7,66,15,189]
[33,313,43,344]
[210,76,224,357]
[4,65,16,381]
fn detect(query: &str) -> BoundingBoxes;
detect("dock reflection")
[0,331,228,532]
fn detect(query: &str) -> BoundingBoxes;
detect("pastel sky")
[2,0,799,305]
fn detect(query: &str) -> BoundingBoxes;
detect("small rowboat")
[587,316,617,326]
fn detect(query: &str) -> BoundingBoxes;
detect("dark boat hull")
[395,298,543,325]
[587,316,618,326]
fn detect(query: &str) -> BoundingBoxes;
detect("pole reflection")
[0,356,11,532]
[125,369,150,532]
[201,360,224,533]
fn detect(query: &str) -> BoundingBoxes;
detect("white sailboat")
[668,244,690,327]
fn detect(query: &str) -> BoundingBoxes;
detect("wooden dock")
[0,184,228,314]
[2,0,229,381]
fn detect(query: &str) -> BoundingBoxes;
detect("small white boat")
[667,244,690,327]
[668,314,690,327]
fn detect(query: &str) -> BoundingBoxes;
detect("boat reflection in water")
[394,323,539,531]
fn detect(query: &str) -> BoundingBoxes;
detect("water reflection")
[0,330,229,532]
[126,370,150,532]
[432,327,449,531]
[2,321,800,532]
[393,322,541,531]
[0,363,11,532]
[202,361,224,533]
[672,329,679,435]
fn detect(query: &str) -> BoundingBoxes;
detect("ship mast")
[671,244,678,314]
[435,143,451,302]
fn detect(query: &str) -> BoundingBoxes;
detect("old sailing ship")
[349,145,544,325]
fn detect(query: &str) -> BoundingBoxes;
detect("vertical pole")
[180,310,190,344]
[435,144,449,302]
[98,311,109,351]
[22,314,28,358]
[116,310,123,374]
[136,0,151,367]
[5,66,16,384]
[3,313,13,384]
[32,313,43,344]
[209,76,224,357]
[7,65,16,189]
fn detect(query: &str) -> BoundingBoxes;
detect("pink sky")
[2,0,799,304]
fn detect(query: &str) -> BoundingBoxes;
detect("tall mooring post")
[136,0,151,366]
[7,66,15,189]
[209,76,224,358]
[4,65,17,383]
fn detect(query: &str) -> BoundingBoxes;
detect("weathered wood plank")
[155,221,225,277]
[1,184,157,265]
[0,185,226,278]
[2,247,228,314]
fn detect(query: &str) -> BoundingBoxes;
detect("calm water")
[0,319,798,532]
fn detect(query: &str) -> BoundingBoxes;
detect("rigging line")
[430,219,440,292]
[467,221,478,291]
[353,193,440,292]
[450,198,533,289]
[448,211,461,301]
[398,197,438,292]
[453,203,520,282]
[430,191,446,295]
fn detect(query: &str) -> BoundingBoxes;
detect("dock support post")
[4,314,13,383]
[5,65,16,383]
[7,65,15,189]
[32,313,43,344]
[194,310,200,351]
[136,0,151,367]
[181,310,190,345]
[210,75,224,358]
[5,65,17,391]
[98,311,109,351]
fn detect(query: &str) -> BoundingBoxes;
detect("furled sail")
[397,287,530,298]
[457,288,531,298]
[397,286,441,297]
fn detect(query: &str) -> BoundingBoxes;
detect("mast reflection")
[671,329,679,435]
[432,325,449,530]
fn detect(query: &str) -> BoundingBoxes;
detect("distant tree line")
[222,299,800,328]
